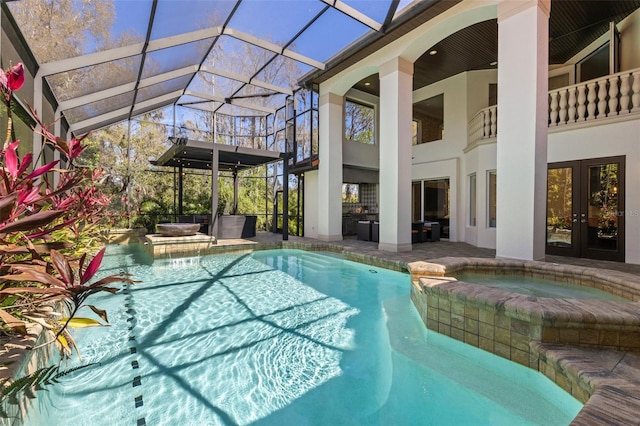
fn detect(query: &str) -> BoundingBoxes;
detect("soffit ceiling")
[350,0,640,95]
[4,1,640,137]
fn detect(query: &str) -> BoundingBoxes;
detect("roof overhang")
[153,138,287,172]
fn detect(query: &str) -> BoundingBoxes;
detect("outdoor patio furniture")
[423,222,441,242]
[357,220,372,241]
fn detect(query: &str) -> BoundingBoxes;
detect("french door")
[546,156,625,262]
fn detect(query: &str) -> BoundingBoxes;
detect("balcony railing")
[467,67,640,148]
[468,105,497,144]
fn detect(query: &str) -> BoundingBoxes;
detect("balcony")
[466,68,640,150]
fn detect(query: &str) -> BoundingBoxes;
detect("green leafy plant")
[0,363,96,418]
[0,62,135,409]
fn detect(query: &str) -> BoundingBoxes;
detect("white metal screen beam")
[199,65,293,96]
[321,0,382,32]
[39,23,325,78]
[58,66,198,110]
[185,89,276,114]
[222,27,325,70]
[69,90,183,132]
[38,27,223,77]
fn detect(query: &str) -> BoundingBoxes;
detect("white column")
[53,109,61,187]
[303,170,319,239]
[496,0,550,261]
[210,146,219,236]
[317,91,343,241]
[378,57,413,252]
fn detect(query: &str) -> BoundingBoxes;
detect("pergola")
[152,137,291,238]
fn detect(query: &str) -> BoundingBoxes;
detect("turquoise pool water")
[455,273,628,301]
[26,247,582,425]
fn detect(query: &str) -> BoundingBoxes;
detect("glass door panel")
[546,157,624,262]
[582,158,624,261]
[546,163,578,257]
[411,182,421,222]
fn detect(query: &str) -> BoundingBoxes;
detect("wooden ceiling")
[349,1,640,96]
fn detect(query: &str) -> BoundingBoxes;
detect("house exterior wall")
[309,0,640,263]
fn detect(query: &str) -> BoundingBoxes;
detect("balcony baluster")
[587,82,597,120]
[619,74,631,113]
[632,71,640,113]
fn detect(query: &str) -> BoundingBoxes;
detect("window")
[488,84,497,107]
[412,120,421,145]
[469,174,476,226]
[411,178,450,238]
[412,94,444,144]
[344,100,375,144]
[577,42,610,83]
[342,183,359,203]
[488,171,497,227]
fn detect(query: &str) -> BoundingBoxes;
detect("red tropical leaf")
[6,63,24,91]
[4,141,19,178]
[17,152,33,177]
[0,309,27,335]
[50,249,74,286]
[78,252,87,276]
[0,209,65,234]
[0,286,67,296]
[4,269,68,288]
[81,247,105,284]
[88,305,108,322]
[25,160,59,180]
[0,242,72,255]
[26,217,75,239]
[0,193,17,223]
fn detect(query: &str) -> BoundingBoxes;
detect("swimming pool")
[25,247,582,425]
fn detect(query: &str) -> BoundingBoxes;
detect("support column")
[496,0,550,260]
[283,157,289,241]
[317,91,343,241]
[378,57,413,252]
[32,73,43,168]
[232,170,239,214]
[210,147,219,236]
[53,109,61,187]
[178,164,184,216]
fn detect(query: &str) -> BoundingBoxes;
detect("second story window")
[413,94,444,144]
[345,99,375,144]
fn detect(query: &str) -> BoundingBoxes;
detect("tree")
[345,100,375,144]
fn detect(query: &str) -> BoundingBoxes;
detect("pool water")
[455,273,628,301]
[25,247,582,425]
